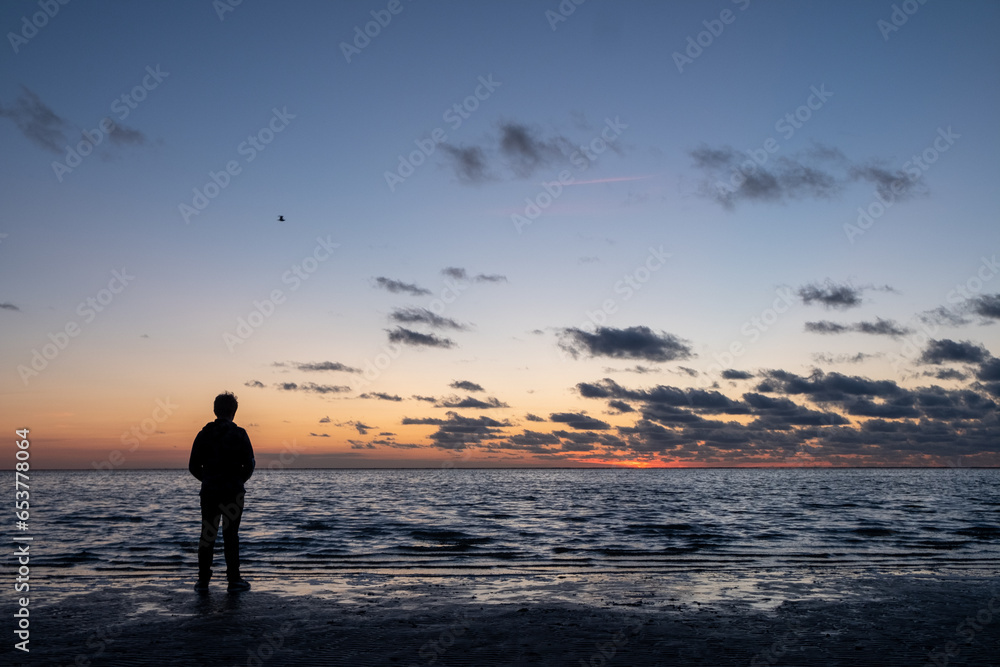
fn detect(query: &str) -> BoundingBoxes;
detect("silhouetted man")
[189,391,255,592]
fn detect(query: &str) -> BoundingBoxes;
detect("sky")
[1,0,999,469]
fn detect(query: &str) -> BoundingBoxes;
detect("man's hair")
[214,392,238,419]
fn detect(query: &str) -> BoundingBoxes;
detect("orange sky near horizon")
[13,384,996,470]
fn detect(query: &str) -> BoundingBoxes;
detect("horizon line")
[7,466,996,471]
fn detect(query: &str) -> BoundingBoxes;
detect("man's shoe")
[227,579,251,592]
[194,579,210,592]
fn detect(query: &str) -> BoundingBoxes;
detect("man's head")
[214,392,238,421]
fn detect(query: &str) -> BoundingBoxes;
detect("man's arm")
[188,432,206,481]
[241,430,255,483]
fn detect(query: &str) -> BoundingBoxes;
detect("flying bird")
[277,215,285,222]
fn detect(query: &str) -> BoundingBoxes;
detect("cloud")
[498,122,572,177]
[721,369,753,380]
[276,360,361,373]
[970,294,1000,320]
[919,339,990,365]
[551,431,600,451]
[805,321,848,334]
[853,319,911,337]
[558,429,628,450]
[353,421,374,435]
[506,430,562,451]
[243,380,265,388]
[550,412,611,430]
[319,416,331,423]
[559,326,692,362]
[372,277,431,296]
[340,363,1000,464]
[573,372,999,464]
[437,395,509,409]
[389,307,467,330]
[349,440,376,449]
[805,142,848,163]
[978,365,1000,397]
[756,369,903,402]
[924,368,968,381]
[805,318,911,338]
[0,87,147,156]
[275,382,350,394]
[797,282,863,309]
[1,302,21,311]
[309,432,331,438]
[812,352,881,365]
[690,143,928,208]
[917,295,1000,328]
[450,380,484,392]
[440,144,493,183]
[372,439,420,449]
[107,122,145,146]
[690,145,842,207]
[757,370,993,420]
[387,327,456,348]
[0,86,70,153]
[411,395,437,403]
[909,386,996,421]
[440,121,582,182]
[473,273,507,283]
[402,411,511,450]
[978,358,1000,382]
[359,392,403,402]
[689,145,735,170]
[602,364,657,374]
[743,392,850,428]
[849,162,926,201]
[918,306,972,328]
[441,267,507,283]
[977,359,1000,396]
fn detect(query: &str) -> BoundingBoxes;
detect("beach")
[8,568,999,666]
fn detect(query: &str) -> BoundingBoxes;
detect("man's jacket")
[189,419,255,497]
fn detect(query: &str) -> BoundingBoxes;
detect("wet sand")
[6,569,999,666]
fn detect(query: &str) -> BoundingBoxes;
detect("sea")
[23,468,1000,584]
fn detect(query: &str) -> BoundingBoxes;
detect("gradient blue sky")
[2,0,999,468]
